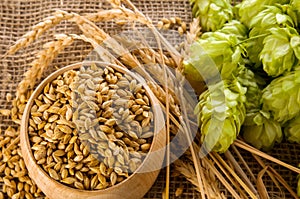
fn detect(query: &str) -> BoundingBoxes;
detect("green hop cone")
[191,0,233,32]
[183,31,245,82]
[262,69,300,124]
[260,26,300,77]
[249,5,297,29]
[236,0,290,28]
[195,79,246,153]
[284,115,300,143]
[244,4,297,67]
[243,110,282,151]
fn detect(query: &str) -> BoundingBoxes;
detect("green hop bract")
[191,0,233,32]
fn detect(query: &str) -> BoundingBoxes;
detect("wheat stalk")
[86,9,139,23]
[74,19,107,44]
[75,13,145,69]
[16,34,74,98]
[16,32,102,98]
[178,17,202,73]
[69,34,99,49]
[135,48,182,117]
[121,14,205,197]
[105,0,151,26]
[231,145,257,183]
[186,18,201,45]
[6,10,75,55]
[109,7,174,196]
[12,33,99,125]
[154,24,172,199]
[210,152,258,198]
[234,139,300,174]
[173,159,200,189]
[224,150,259,196]
[174,154,225,198]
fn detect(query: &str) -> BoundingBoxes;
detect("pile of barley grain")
[28,63,154,190]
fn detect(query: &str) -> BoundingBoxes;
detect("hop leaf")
[243,110,282,151]
[195,79,246,153]
[237,0,290,28]
[183,31,245,82]
[260,27,300,77]
[191,0,233,32]
[262,69,300,124]
[284,115,300,143]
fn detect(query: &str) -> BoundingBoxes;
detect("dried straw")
[231,145,257,183]
[257,167,270,199]
[224,151,258,196]
[253,155,299,198]
[210,152,257,198]
[234,139,300,174]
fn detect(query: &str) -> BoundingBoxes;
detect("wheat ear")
[12,33,98,124]
[16,34,74,98]
[7,10,75,55]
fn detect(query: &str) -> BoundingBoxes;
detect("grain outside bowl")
[20,62,166,199]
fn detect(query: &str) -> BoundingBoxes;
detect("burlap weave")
[1,0,300,198]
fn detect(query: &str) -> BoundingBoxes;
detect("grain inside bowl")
[26,62,157,191]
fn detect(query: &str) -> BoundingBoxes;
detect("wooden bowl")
[20,62,166,199]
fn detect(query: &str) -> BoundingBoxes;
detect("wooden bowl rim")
[20,61,165,194]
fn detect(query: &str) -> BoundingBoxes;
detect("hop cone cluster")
[262,70,300,124]
[237,0,290,28]
[191,0,233,32]
[284,115,300,143]
[244,4,297,68]
[195,79,246,153]
[243,110,282,150]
